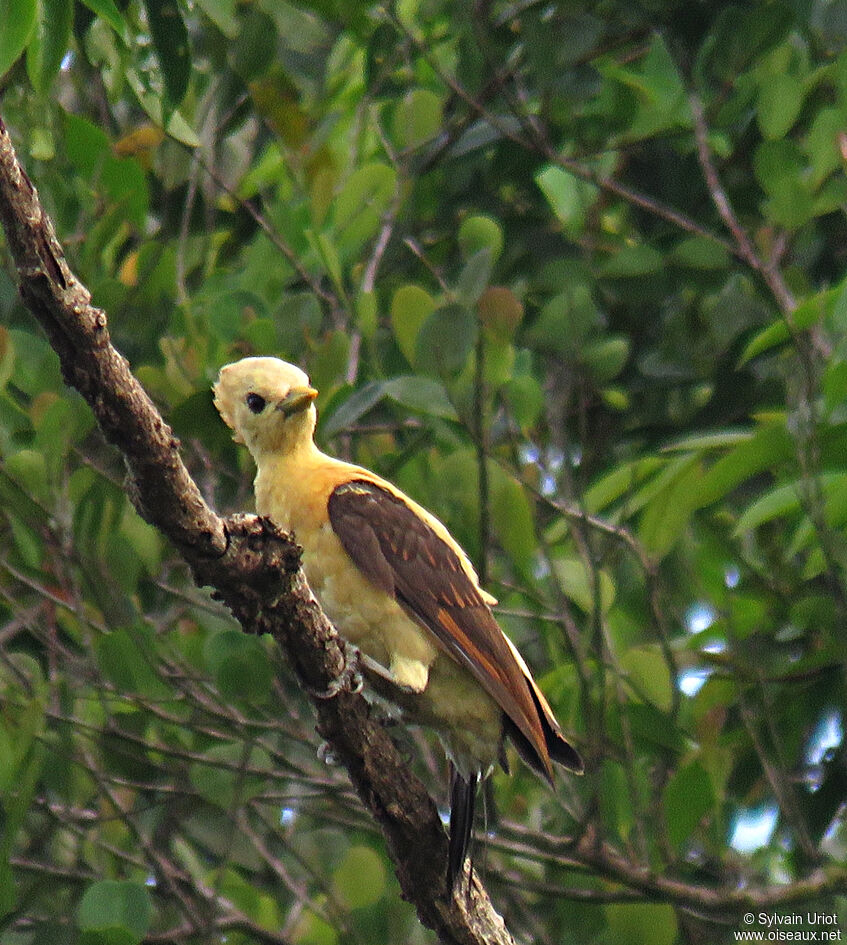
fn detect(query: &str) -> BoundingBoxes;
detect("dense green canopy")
[1,1,847,942]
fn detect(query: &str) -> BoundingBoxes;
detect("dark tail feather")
[503,690,584,780]
[448,767,477,889]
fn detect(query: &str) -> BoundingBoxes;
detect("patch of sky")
[678,603,724,696]
[678,668,711,697]
[804,709,843,791]
[729,804,778,853]
[685,602,716,634]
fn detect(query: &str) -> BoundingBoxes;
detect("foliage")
[1,0,847,942]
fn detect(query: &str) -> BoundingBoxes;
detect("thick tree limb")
[0,113,513,945]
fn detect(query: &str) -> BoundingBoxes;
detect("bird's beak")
[276,386,319,417]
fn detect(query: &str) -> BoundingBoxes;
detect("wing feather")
[328,479,582,779]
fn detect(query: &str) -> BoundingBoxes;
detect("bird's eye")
[246,392,266,414]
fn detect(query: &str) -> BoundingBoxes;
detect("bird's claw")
[306,640,363,700]
[317,740,340,766]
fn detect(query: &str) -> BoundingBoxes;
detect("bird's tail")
[448,767,478,889]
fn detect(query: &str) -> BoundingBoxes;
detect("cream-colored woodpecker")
[213,356,582,885]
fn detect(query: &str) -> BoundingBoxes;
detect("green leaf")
[754,139,814,229]
[581,457,665,515]
[0,326,14,392]
[455,249,493,305]
[671,236,730,270]
[7,510,44,568]
[0,0,36,79]
[188,742,272,808]
[321,381,386,438]
[734,480,803,534]
[390,284,435,365]
[619,645,673,711]
[736,472,847,535]
[0,739,44,918]
[64,111,110,177]
[551,556,615,614]
[26,0,72,93]
[595,33,690,140]
[457,215,503,263]
[204,630,273,704]
[480,335,515,389]
[334,162,395,237]
[232,9,276,81]
[162,108,200,148]
[599,244,664,278]
[333,845,386,909]
[805,106,843,188]
[663,761,714,849]
[503,372,544,430]
[6,448,49,505]
[488,465,535,572]
[78,881,152,945]
[739,289,835,364]
[29,126,54,160]
[697,421,792,505]
[599,759,635,839]
[824,362,847,417]
[120,509,163,577]
[311,230,344,293]
[477,287,523,343]
[415,304,476,376]
[625,703,686,752]
[100,155,150,226]
[142,0,191,105]
[392,88,443,149]
[789,474,847,554]
[194,0,237,37]
[529,285,602,356]
[96,628,170,700]
[535,164,598,235]
[355,289,377,339]
[600,386,629,411]
[662,429,753,452]
[79,0,129,39]
[383,376,458,419]
[637,458,702,557]
[729,592,770,639]
[213,869,281,928]
[287,911,338,945]
[582,335,630,383]
[605,903,678,945]
[758,71,805,140]
[625,454,698,518]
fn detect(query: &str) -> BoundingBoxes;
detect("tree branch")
[0,112,514,945]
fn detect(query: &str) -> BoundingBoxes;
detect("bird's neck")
[254,435,326,475]
[252,438,333,530]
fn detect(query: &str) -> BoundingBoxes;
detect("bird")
[213,356,583,886]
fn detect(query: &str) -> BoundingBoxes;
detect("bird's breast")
[253,455,503,775]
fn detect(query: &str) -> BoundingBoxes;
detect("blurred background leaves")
[1,0,847,942]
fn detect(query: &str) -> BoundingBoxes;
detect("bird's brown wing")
[327,479,582,780]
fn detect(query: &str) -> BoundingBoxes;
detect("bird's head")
[213,357,319,459]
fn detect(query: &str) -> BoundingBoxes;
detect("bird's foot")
[305,639,363,700]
